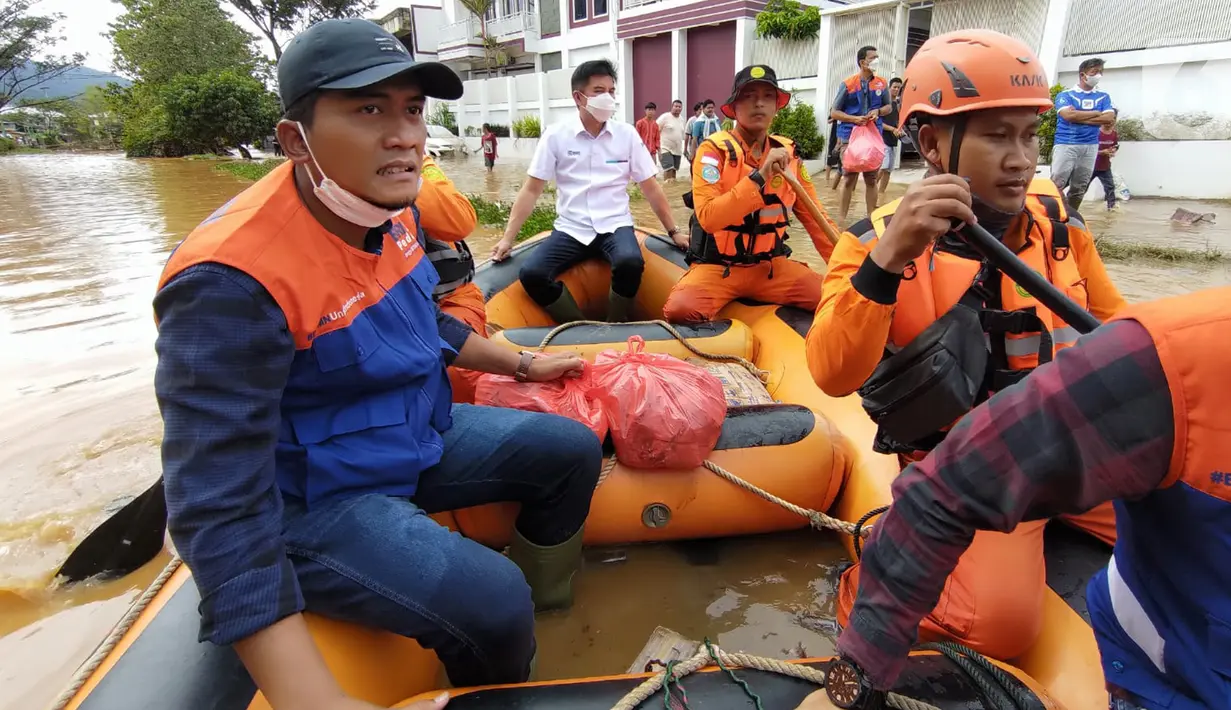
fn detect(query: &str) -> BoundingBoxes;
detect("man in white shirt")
[657,99,686,181]
[491,60,683,323]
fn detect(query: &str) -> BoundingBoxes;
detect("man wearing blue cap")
[153,19,603,710]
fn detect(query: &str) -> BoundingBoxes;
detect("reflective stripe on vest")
[1107,556,1167,673]
[423,236,474,300]
[1002,325,1082,358]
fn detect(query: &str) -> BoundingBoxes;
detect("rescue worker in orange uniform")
[662,65,838,324]
[795,285,1231,710]
[806,29,1128,664]
[414,155,487,403]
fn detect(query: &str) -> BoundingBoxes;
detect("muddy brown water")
[0,151,1227,709]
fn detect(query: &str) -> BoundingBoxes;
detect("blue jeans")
[281,404,602,686]
[519,226,644,305]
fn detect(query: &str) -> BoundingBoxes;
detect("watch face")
[826,660,863,708]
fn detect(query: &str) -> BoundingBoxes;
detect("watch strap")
[748,170,766,189]
[514,351,535,382]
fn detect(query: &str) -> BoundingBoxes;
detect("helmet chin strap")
[941,115,1021,237]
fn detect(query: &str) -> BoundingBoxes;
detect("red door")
[632,33,673,118]
[686,22,736,112]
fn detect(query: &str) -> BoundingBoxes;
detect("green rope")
[664,659,684,708]
[704,638,764,710]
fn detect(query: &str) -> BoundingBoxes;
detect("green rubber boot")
[607,289,636,323]
[543,288,585,324]
[507,527,584,612]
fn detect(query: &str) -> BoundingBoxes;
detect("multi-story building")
[378,0,1231,198]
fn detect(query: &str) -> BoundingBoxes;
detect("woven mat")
[687,358,774,407]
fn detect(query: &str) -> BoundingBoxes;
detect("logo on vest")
[1015,283,1031,298]
[318,291,367,327]
[1212,471,1231,486]
[390,222,420,259]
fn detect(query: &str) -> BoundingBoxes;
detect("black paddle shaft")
[956,221,1101,335]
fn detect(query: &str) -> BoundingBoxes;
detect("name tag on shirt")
[1081,99,1095,110]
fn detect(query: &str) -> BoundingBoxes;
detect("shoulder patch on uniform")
[700,165,721,184]
[700,154,720,167]
[799,163,812,184]
[422,164,447,182]
[771,175,784,189]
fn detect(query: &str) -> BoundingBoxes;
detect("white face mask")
[295,122,406,228]
[582,92,617,122]
[868,57,880,70]
[1085,73,1102,88]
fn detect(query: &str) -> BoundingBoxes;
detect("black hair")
[702,99,715,107]
[1078,57,1105,75]
[672,99,682,105]
[282,90,320,125]
[571,59,617,92]
[645,102,657,110]
[857,46,877,64]
[889,76,903,86]
[693,102,702,111]
[482,123,490,131]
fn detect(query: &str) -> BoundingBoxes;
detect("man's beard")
[369,196,416,211]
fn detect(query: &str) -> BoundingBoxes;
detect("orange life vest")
[860,178,1093,452]
[686,130,800,266]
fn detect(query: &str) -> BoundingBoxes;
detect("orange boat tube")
[53,230,1105,710]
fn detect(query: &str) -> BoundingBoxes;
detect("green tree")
[0,0,84,110]
[162,69,280,157]
[223,0,377,60]
[108,0,262,85]
[106,0,281,158]
[457,0,506,73]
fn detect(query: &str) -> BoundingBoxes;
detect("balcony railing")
[439,10,539,48]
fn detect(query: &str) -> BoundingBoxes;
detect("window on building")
[542,52,563,71]
[593,0,607,15]
[573,0,586,21]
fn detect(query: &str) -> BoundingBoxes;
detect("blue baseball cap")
[277,18,464,111]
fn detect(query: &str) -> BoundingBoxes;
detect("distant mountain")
[8,62,131,103]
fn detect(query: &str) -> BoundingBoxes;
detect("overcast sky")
[34,0,411,74]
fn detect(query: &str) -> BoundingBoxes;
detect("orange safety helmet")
[900,29,1053,128]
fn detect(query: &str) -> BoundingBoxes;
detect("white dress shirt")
[527,116,658,246]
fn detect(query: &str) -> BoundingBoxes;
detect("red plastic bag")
[475,367,608,442]
[842,121,886,174]
[591,336,727,470]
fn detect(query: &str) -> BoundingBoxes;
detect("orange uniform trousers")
[663,257,823,324]
[838,498,1116,661]
[439,282,487,404]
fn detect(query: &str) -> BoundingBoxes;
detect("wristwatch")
[826,657,886,709]
[667,226,680,240]
[748,169,766,189]
[513,350,535,382]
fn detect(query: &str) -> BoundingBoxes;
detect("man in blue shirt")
[690,98,722,152]
[154,19,603,710]
[1051,57,1116,210]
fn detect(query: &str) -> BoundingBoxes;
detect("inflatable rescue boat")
[52,230,1109,710]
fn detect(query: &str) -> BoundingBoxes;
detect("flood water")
[1,151,1228,709]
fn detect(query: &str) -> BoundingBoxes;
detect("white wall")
[1085,141,1231,200]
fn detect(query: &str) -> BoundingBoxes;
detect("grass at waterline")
[465,193,557,241]
[214,158,285,181]
[1094,237,1226,263]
